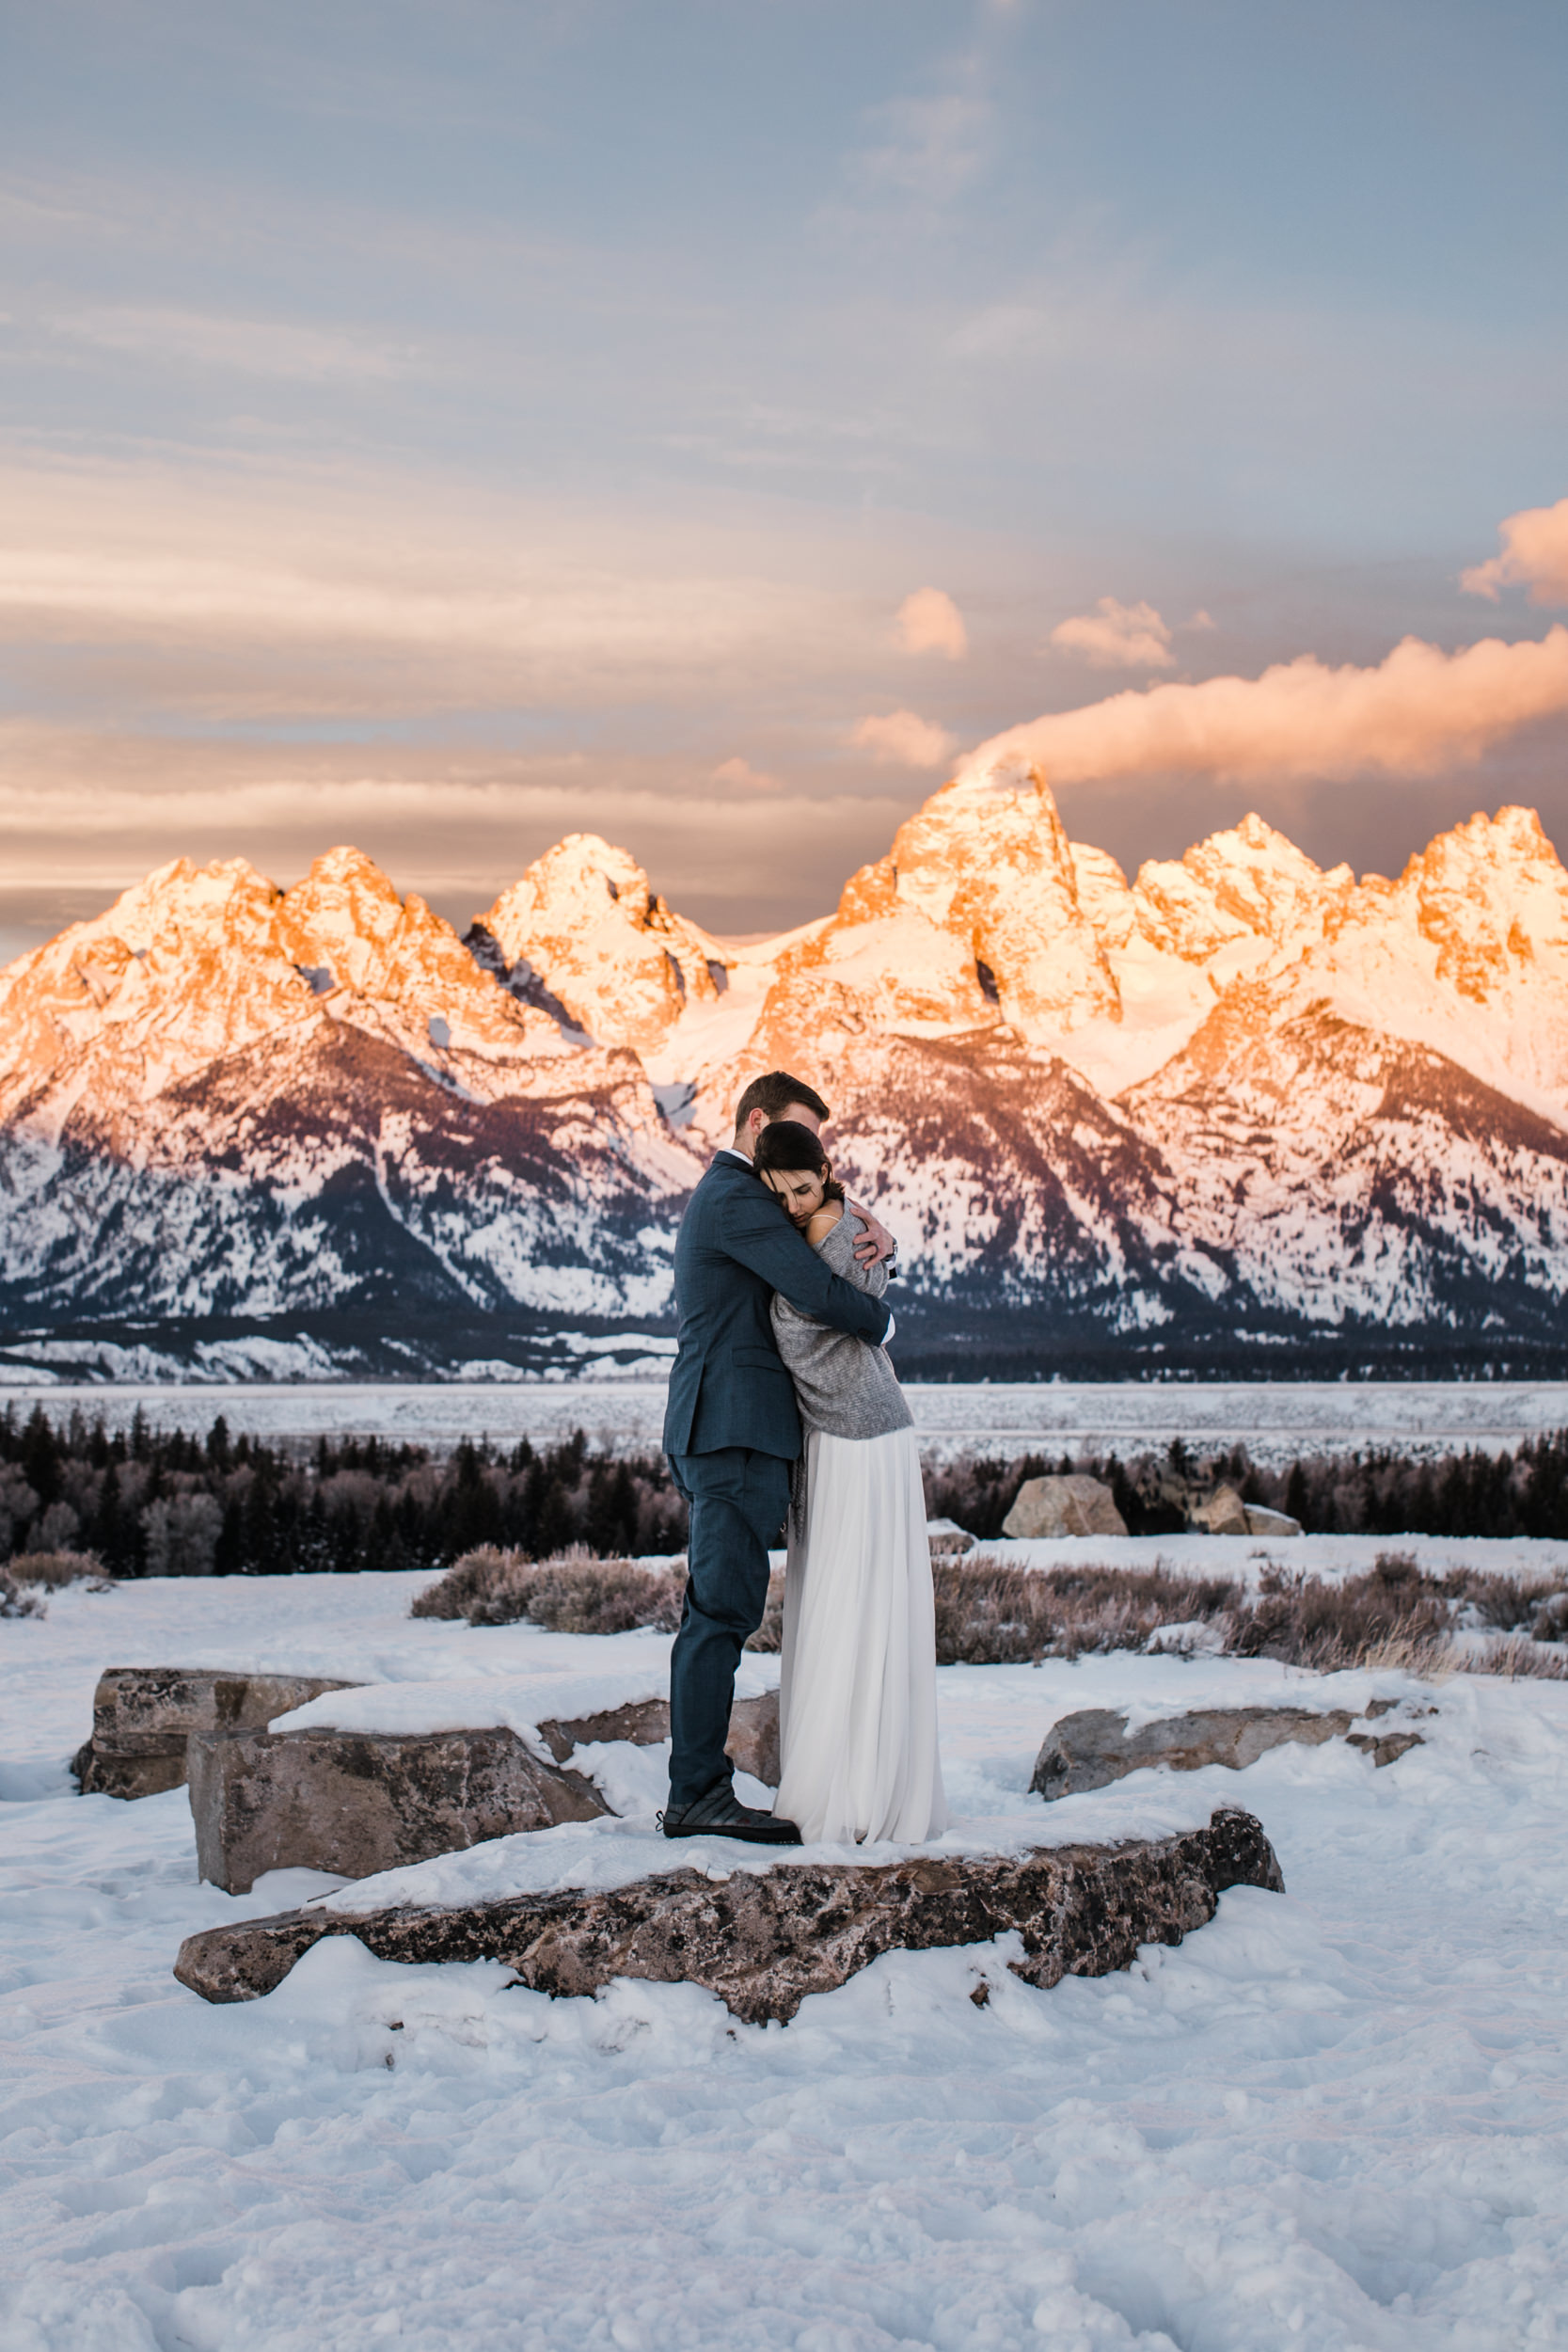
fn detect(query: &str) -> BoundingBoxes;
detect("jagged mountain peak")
[277,847,436,995]
[1132,814,1352,962]
[0,839,601,1136]
[821,762,1120,1043]
[476,834,726,1055]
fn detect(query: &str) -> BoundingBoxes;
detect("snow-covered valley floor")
[9,1377,1568,1467]
[4,1570,1568,2350]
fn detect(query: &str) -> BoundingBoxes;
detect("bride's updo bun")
[752,1120,846,1202]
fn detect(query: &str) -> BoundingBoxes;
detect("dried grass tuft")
[413,1544,686,1634]
[1465,1633,1568,1680]
[7,1549,107,1589]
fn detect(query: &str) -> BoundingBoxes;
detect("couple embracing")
[661,1070,946,1847]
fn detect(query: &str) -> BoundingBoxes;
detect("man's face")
[740,1101,822,1154]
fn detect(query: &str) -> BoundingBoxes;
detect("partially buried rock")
[534,1691,781,1788]
[1189,1485,1251,1536]
[1032,1701,1422,1799]
[72,1666,360,1801]
[187,1725,607,1894]
[1003,1475,1128,1541]
[1189,1486,1302,1537]
[173,1804,1285,2019]
[1241,1503,1303,1537]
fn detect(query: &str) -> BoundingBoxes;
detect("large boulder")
[72,1666,360,1801]
[173,1804,1286,2020]
[1003,1475,1128,1541]
[1032,1702,1422,1799]
[187,1726,608,1894]
[534,1691,781,1787]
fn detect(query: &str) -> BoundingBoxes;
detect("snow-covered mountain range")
[6,770,1568,1380]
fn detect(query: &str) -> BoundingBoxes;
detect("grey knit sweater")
[770,1207,911,1441]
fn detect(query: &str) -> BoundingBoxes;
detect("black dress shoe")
[660,1785,802,1844]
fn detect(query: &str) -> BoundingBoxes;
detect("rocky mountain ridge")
[5,778,1568,1380]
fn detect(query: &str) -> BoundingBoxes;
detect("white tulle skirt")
[774,1425,947,1845]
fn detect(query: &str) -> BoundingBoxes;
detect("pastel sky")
[3,0,1567,955]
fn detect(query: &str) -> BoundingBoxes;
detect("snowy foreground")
[8,1376,1568,1467]
[5,1571,1568,2350]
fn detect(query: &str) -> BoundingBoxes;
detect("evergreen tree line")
[0,1406,687,1577]
[7,1403,1568,1576]
[929,1428,1568,1540]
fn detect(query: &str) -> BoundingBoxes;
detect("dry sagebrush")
[412,1544,686,1634]
[412,1542,1568,1677]
[7,1549,107,1588]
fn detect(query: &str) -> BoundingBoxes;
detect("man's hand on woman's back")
[845,1198,896,1268]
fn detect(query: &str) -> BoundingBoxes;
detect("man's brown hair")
[733,1070,831,1132]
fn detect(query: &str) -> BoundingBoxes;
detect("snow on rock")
[475,834,727,1054]
[172,1807,1286,2018]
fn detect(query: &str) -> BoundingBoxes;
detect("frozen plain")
[7,1377,1568,1467]
[4,1569,1568,2350]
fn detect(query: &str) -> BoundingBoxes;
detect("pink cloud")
[711,756,782,790]
[1462,496,1568,605]
[895,586,968,660]
[1049,596,1175,670]
[851,709,956,769]
[962,627,1568,787]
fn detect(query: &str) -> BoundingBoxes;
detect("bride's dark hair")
[753,1119,845,1203]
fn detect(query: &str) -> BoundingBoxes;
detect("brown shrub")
[1221,1555,1452,1672]
[929,1554,1240,1666]
[413,1544,686,1634]
[8,1549,105,1587]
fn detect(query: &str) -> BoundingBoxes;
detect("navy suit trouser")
[666,1445,792,1809]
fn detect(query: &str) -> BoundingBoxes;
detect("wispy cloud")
[1462,495,1568,605]
[895,586,967,660]
[962,628,1568,788]
[849,90,991,204]
[1048,596,1175,670]
[0,455,891,716]
[0,723,910,933]
[52,305,422,383]
[851,708,956,768]
[711,756,782,791]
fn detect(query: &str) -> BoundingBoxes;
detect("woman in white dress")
[751,1121,946,1845]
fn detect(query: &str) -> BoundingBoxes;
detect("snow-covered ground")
[5,1570,1568,2348]
[7,1376,1568,1466]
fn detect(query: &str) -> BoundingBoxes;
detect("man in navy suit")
[661,1071,897,1842]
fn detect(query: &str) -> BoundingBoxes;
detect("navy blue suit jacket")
[662,1152,894,1460]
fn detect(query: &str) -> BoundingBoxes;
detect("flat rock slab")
[188,1726,607,1894]
[72,1666,360,1800]
[174,1804,1284,2021]
[1032,1703,1423,1799]
[536,1691,781,1788]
